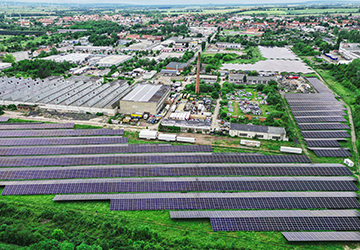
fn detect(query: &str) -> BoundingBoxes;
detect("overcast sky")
[7,0,360,5]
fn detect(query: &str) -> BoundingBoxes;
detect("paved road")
[212,98,220,129]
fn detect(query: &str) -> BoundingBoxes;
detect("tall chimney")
[195,52,201,94]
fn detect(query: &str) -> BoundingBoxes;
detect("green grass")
[286,8,360,15]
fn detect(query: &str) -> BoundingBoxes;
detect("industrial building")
[42,53,92,65]
[0,75,131,116]
[120,84,171,115]
[166,62,189,72]
[97,55,133,67]
[338,42,360,61]
[229,74,276,84]
[161,118,211,133]
[229,123,288,141]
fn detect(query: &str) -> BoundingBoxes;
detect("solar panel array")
[0,163,352,180]
[282,232,360,242]
[0,123,74,130]
[285,78,352,157]
[0,153,311,167]
[305,140,341,148]
[313,149,353,158]
[2,177,357,195]
[298,123,350,130]
[210,217,360,231]
[301,131,350,139]
[0,144,212,156]
[0,117,9,122]
[0,136,129,146]
[0,129,124,137]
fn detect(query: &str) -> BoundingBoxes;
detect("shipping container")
[139,129,158,140]
[177,136,196,143]
[280,146,302,154]
[158,133,177,142]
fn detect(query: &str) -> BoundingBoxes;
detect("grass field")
[286,8,360,15]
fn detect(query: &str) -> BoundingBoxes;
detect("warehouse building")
[120,84,171,115]
[97,55,133,67]
[0,75,131,116]
[166,62,189,72]
[229,123,288,141]
[161,118,211,133]
[229,74,276,84]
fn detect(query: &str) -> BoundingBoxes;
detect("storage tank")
[177,136,196,143]
[139,129,158,140]
[280,146,302,154]
[158,133,177,142]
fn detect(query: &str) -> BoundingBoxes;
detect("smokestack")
[195,52,201,94]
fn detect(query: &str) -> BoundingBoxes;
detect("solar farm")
[285,77,353,158]
[0,117,359,246]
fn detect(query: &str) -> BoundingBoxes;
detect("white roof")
[122,84,161,102]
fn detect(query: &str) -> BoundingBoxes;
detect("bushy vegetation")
[2,59,75,78]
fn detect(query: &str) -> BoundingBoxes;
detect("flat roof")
[122,84,169,103]
[98,55,132,65]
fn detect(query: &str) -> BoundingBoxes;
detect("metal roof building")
[120,84,171,115]
[229,123,288,141]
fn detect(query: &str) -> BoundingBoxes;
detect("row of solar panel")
[301,131,350,138]
[0,129,124,137]
[305,140,341,147]
[0,117,9,122]
[0,164,352,180]
[282,232,360,242]
[0,136,129,146]
[2,180,357,195]
[290,106,346,111]
[0,154,311,167]
[313,149,353,158]
[295,116,347,123]
[292,111,346,117]
[0,144,212,156]
[0,123,75,130]
[298,123,350,130]
[106,197,360,210]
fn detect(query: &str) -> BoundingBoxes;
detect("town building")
[228,74,276,84]
[229,123,288,141]
[120,84,171,114]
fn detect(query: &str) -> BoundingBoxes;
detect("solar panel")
[0,144,212,156]
[305,77,333,94]
[53,192,359,201]
[295,117,347,123]
[0,153,311,167]
[170,210,360,218]
[2,177,357,195]
[0,163,352,180]
[0,136,129,146]
[0,117,9,122]
[0,123,74,130]
[109,197,360,211]
[290,106,346,111]
[305,140,341,148]
[210,217,360,231]
[298,123,350,130]
[292,111,346,117]
[0,129,124,137]
[312,149,353,158]
[282,232,360,242]
[301,131,350,138]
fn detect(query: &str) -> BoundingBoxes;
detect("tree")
[2,53,15,63]
[51,229,65,241]
[211,91,219,99]
[243,75,247,83]
[201,41,206,51]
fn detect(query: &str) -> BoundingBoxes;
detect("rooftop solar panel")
[305,140,341,148]
[282,232,360,242]
[0,129,124,137]
[0,123,74,130]
[0,163,351,180]
[0,153,311,167]
[298,123,350,130]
